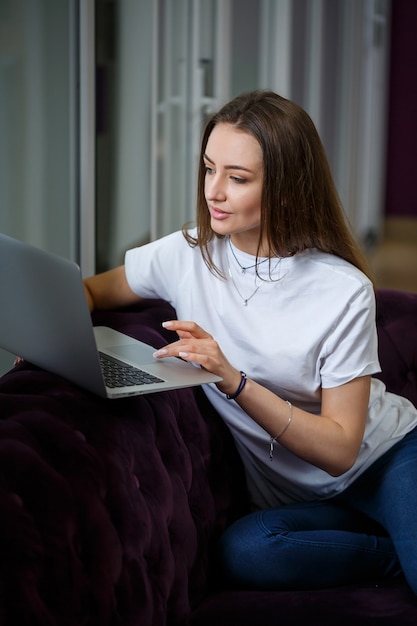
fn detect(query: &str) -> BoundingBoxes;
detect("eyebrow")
[203,153,254,174]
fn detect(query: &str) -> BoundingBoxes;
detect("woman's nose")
[206,175,226,201]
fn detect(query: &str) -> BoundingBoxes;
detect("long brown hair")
[184,90,372,279]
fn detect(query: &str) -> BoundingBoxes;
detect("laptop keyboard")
[99,352,164,388]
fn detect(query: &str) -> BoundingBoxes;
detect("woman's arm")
[235,375,370,476]
[83,266,142,312]
[153,319,370,477]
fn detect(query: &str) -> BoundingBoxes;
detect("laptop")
[0,233,222,398]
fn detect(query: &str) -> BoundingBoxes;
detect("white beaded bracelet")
[269,401,293,461]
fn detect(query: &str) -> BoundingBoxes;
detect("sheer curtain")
[96,0,154,271]
[148,0,391,246]
[0,0,77,256]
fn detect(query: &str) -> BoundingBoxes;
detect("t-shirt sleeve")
[124,231,185,303]
[319,283,381,388]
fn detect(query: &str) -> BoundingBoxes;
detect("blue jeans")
[219,426,417,592]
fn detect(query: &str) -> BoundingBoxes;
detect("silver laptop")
[0,233,221,398]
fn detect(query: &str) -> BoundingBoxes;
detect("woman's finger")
[162,320,212,339]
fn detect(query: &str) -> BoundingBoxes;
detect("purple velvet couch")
[0,289,417,625]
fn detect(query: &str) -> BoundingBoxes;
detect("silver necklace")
[227,236,269,273]
[226,240,282,306]
[227,264,263,306]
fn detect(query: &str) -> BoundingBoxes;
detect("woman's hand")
[153,320,242,396]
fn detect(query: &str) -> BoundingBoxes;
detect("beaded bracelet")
[269,400,293,461]
[226,371,247,400]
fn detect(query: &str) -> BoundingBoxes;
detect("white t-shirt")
[125,230,417,509]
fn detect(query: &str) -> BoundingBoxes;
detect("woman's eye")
[204,165,214,174]
[231,176,246,184]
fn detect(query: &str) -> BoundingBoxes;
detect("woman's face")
[204,123,264,253]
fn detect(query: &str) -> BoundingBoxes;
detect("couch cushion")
[187,579,417,625]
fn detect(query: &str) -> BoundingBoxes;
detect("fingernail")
[153,348,168,358]
[162,321,174,328]
[178,351,188,358]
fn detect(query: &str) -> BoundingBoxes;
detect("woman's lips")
[210,206,230,220]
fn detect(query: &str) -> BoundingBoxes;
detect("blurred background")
[0,0,416,375]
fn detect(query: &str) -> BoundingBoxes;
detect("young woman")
[84,90,417,593]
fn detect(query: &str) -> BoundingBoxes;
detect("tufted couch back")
[375,289,417,407]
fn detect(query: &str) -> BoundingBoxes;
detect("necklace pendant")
[241,268,246,274]
[244,299,248,306]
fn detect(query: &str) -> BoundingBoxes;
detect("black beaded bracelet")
[226,371,247,400]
